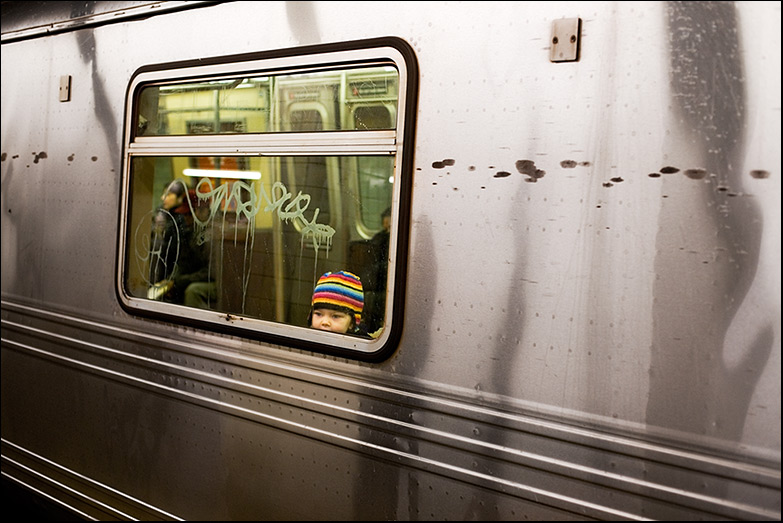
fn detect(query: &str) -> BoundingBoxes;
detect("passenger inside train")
[147,179,217,308]
[308,270,367,336]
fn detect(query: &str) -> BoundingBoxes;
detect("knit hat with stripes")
[311,271,364,326]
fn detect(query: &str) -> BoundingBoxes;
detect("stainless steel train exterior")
[1,1,780,520]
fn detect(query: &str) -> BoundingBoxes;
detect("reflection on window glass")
[353,105,392,131]
[124,155,394,335]
[352,104,395,230]
[135,66,398,137]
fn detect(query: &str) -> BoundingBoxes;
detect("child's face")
[311,308,353,333]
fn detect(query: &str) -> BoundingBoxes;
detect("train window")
[119,41,417,360]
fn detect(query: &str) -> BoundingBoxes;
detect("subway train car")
[1,1,780,520]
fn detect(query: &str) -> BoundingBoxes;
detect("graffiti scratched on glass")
[133,176,335,312]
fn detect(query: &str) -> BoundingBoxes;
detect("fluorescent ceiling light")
[183,168,261,180]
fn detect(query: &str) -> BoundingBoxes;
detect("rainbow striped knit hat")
[311,271,364,325]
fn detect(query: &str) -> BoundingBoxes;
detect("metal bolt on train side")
[1,1,780,520]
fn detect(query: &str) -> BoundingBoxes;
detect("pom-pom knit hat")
[311,271,364,325]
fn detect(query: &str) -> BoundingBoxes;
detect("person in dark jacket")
[148,180,216,308]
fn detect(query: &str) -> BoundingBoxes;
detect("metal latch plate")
[59,75,72,102]
[550,18,582,62]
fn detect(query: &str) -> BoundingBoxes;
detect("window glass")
[124,153,395,338]
[124,155,393,334]
[353,106,395,230]
[135,66,398,137]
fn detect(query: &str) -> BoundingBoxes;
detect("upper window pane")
[135,66,399,137]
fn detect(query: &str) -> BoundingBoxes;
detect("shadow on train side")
[2,478,83,521]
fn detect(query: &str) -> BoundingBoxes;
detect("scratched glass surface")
[124,155,394,333]
[135,66,399,136]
